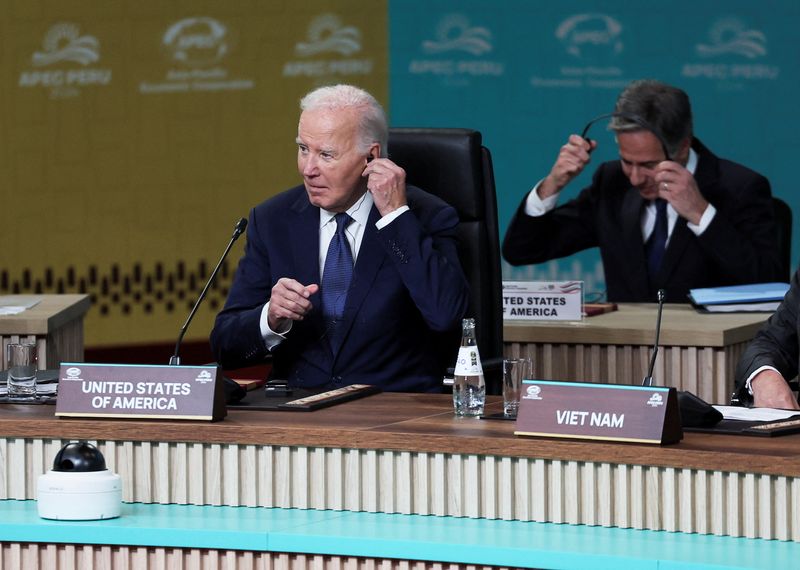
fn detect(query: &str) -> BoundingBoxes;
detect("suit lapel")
[289,192,326,340]
[657,140,718,284]
[621,189,650,294]
[657,217,691,282]
[290,192,322,286]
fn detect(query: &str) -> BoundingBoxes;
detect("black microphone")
[169,218,247,366]
[642,289,665,387]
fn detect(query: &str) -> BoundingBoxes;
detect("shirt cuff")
[686,203,716,235]
[745,365,781,395]
[524,180,559,217]
[260,301,290,350]
[376,205,410,229]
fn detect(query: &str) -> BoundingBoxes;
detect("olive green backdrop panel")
[0,1,388,347]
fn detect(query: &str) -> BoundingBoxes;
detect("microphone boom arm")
[169,218,247,365]
[642,289,665,387]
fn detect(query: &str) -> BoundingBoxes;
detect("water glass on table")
[502,357,532,417]
[6,342,38,398]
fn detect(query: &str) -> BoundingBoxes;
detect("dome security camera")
[37,441,122,520]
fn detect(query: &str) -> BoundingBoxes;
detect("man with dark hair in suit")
[735,268,800,409]
[210,84,469,392]
[503,79,781,303]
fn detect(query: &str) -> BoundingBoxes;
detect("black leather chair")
[388,128,504,394]
[773,197,793,281]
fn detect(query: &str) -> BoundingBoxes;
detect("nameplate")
[55,363,226,421]
[502,281,583,321]
[514,380,682,445]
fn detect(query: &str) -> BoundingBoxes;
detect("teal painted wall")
[389,1,799,295]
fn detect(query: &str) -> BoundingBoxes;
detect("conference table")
[1,393,798,569]
[504,303,770,405]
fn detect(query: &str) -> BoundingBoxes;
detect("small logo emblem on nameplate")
[523,385,543,400]
[65,367,82,380]
[647,393,664,407]
[195,370,213,383]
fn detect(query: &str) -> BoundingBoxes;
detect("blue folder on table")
[689,282,790,313]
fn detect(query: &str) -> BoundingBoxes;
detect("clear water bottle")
[453,318,485,417]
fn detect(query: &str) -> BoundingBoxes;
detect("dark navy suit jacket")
[734,266,800,403]
[210,184,469,392]
[502,139,782,302]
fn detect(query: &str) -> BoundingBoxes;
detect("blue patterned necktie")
[321,213,354,348]
[645,198,668,277]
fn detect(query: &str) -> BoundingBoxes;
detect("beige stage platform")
[1,392,798,544]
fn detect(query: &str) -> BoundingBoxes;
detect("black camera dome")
[52,441,107,472]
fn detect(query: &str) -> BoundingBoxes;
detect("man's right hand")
[538,135,597,199]
[751,369,800,410]
[267,278,319,332]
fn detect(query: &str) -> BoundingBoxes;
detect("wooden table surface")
[3,392,798,478]
[0,294,90,335]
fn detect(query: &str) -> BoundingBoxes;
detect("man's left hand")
[653,161,709,225]
[362,158,408,217]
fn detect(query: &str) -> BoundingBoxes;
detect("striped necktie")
[321,213,354,348]
[645,198,668,277]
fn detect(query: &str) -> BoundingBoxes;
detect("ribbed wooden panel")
[46,316,84,369]
[0,545,514,570]
[3,438,799,541]
[1,321,84,372]
[506,341,749,404]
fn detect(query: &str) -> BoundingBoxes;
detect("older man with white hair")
[211,84,469,392]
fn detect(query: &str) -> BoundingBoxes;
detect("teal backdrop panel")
[389,0,800,297]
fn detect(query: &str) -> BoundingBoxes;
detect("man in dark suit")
[503,80,781,303]
[734,268,800,409]
[210,84,469,392]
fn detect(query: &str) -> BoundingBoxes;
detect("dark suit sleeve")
[502,172,603,266]
[734,267,800,400]
[696,172,783,284]
[376,201,469,332]
[210,207,273,369]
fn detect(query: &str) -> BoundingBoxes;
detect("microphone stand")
[642,289,665,387]
[169,218,247,366]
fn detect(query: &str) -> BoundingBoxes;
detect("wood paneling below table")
[1,393,798,541]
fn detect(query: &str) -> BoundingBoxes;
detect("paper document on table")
[0,383,57,396]
[713,405,800,422]
[0,295,42,315]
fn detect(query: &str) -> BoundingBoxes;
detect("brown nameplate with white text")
[515,380,682,445]
[55,363,226,421]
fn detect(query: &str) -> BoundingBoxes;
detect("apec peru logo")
[409,13,503,79]
[422,13,492,56]
[18,22,111,99]
[195,370,214,384]
[139,16,254,94]
[294,13,361,57]
[696,17,766,59]
[283,13,372,78]
[682,16,778,82]
[32,23,99,66]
